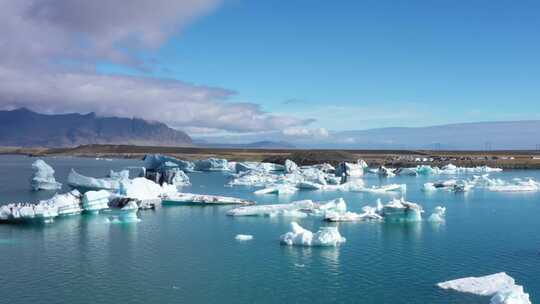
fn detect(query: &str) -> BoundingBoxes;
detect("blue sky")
[97,0,540,131]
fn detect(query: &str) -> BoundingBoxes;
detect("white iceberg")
[235,234,253,241]
[428,206,446,222]
[335,161,364,177]
[285,159,299,173]
[227,200,314,216]
[43,190,83,216]
[254,184,298,195]
[67,169,126,191]
[356,183,406,194]
[162,192,254,206]
[82,190,111,212]
[280,222,346,247]
[30,159,62,191]
[437,272,531,304]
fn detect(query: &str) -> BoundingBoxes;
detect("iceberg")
[67,169,126,191]
[0,190,82,222]
[119,177,168,200]
[325,204,383,222]
[356,183,406,194]
[82,190,111,212]
[381,198,423,222]
[45,190,83,216]
[235,234,253,241]
[162,193,255,206]
[376,166,396,177]
[227,198,346,217]
[437,272,531,304]
[227,200,315,216]
[428,206,446,222]
[280,222,346,247]
[395,167,418,176]
[30,159,62,191]
[107,200,140,223]
[285,159,299,173]
[143,154,195,172]
[254,184,298,195]
[194,158,230,171]
[335,161,364,177]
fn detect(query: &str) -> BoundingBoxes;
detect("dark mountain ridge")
[0,108,192,147]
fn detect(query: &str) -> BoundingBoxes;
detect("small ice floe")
[235,234,253,241]
[30,159,62,191]
[106,201,140,224]
[280,222,346,247]
[381,198,424,222]
[227,198,346,218]
[355,184,406,194]
[162,193,254,206]
[325,204,383,222]
[427,206,446,223]
[437,272,531,304]
[254,184,298,195]
[395,167,418,176]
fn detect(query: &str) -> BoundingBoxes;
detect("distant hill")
[193,139,295,149]
[0,108,192,147]
[333,120,540,150]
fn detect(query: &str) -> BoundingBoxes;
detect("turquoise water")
[0,155,538,303]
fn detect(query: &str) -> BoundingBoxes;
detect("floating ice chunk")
[30,159,62,191]
[119,177,164,200]
[280,222,346,247]
[162,193,254,206]
[82,190,111,212]
[227,200,315,217]
[396,167,418,176]
[107,201,141,223]
[285,159,299,173]
[416,165,437,175]
[194,158,230,171]
[235,234,254,241]
[67,169,126,191]
[357,184,406,193]
[428,206,446,222]
[44,190,83,216]
[336,162,364,177]
[437,272,531,304]
[143,154,195,172]
[297,181,323,190]
[381,198,423,222]
[254,184,298,195]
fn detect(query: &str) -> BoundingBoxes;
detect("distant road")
[1,144,540,169]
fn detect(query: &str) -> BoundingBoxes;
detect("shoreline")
[2,144,540,169]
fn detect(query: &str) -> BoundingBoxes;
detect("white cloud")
[282,127,329,138]
[0,0,314,134]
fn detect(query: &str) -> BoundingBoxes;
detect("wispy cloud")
[0,0,314,133]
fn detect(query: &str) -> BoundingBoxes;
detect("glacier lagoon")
[0,155,539,303]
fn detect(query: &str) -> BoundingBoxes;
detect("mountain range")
[0,108,192,147]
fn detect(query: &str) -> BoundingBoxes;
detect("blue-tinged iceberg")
[30,159,62,191]
[194,158,230,171]
[335,161,364,178]
[437,272,531,304]
[280,222,346,247]
[143,154,195,172]
[82,190,111,213]
[381,198,423,222]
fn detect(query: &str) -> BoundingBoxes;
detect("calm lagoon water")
[0,155,538,303]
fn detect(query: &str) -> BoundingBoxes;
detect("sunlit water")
[0,155,538,303]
